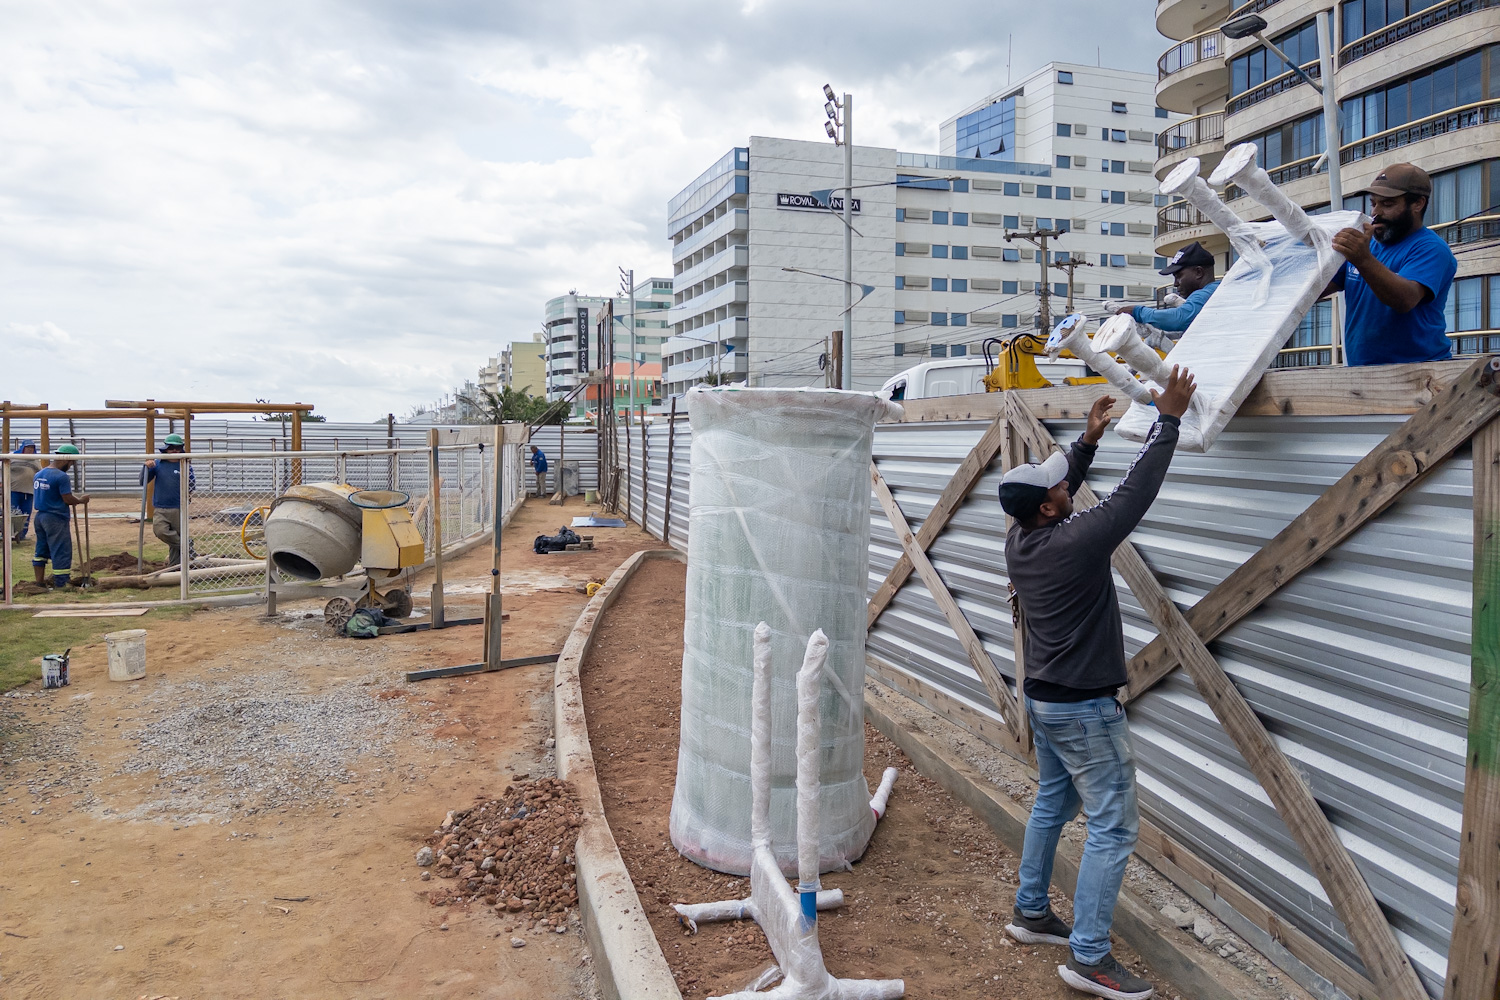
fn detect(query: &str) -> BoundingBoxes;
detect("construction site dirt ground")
[0,496,656,1000]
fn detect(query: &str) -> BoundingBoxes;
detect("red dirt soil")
[580,557,1184,999]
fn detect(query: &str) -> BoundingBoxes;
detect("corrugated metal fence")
[615,404,1467,998]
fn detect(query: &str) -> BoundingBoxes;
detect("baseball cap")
[998,451,1069,520]
[1359,162,1431,199]
[1159,241,1215,275]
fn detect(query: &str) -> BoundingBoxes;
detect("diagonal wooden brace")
[867,412,1008,629]
[1007,393,1430,1000]
[870,463,1025,746]
[1122,354,1500,704]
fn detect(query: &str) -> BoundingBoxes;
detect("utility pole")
[1006,227,1063,332]
[824,84,853,390]
[1051,257,1095,314]
[829,332,843,389]
[619,268,636,419]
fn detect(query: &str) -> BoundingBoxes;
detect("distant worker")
[1325,163,1457,366]
[999,367,1197,1000]
[141,433,195,568]
[32,443,89,588]
[9,439,40,543]
[530,445,548,497]
[1110,241,1220,342]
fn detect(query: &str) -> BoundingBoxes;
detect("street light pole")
[620,268,636,418]
[842,92,853,391]
[1315,9,1346,365]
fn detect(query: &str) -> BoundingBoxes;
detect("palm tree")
[456,387,564,425]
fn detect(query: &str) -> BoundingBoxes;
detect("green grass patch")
[0,607,192,693]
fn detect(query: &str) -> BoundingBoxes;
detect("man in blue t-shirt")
[1326,163,1457,367]
[141,433,195,567]
[530,445,548,497]
[32,443,90,587]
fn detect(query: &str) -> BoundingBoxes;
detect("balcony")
[664,317,748,359]
[665,349,750,388]
[672,208,749,263]
[1156,0,1231,42]
[1340,0,1499,66]
[1156,31,1228,114]
[674,244,748,290]
[667,279,749,326]
[1341,100,1500,164]
[1155,111,1227,178]
[1435,214,1500,250]
[1155,199,1223,255]
[1226,61,1320,117]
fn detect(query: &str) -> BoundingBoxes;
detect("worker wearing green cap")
[32,444,89,587]
[141,433,195,568]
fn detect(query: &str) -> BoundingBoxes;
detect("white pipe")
[750,621,773,850]
[796,629,828,926]
[1045,314,1155,406]
[1094,316,1175,384]
[673,890,845,934]
[1160,155,1270,274]
[869,767,898,821]
[1209,143,1329,257]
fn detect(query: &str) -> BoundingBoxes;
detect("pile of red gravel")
[424,777,584,929]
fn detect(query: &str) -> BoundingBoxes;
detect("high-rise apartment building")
[663,64,1174,397]
[541,279,673,413]
[1154,0,1500,366]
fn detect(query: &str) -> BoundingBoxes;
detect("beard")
[1372,209,1417,245]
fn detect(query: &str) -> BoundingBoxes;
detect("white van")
[881,356,1090,401]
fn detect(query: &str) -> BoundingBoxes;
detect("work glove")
[1102,300,1133,317]
[1162,292,1185,308]
[1142,327,1177,353]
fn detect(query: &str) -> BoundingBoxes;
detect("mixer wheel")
[324,596,357,632]
[378,588,413,618]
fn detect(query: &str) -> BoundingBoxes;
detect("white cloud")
[0,1,1156,420]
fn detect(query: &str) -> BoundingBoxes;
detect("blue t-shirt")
[33,467,72,517]
[142,457,194,509]
[1338,226,1456,367]
[531,451,547,473]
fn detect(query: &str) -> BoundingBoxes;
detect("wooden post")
[640,411,649,528]
[179,442,191,601]
[662,398,678,544]
[999,418,1033,755]
[182,411,192,454]
[38,403,49,457]
[1007,394,1430,1000]
[290,409,303,487]
[428,428,444,628]
[1445,416,1500,1000]
[2,401,9,454]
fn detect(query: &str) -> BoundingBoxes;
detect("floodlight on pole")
[825,121,838,140]
[819,83,854,390]
[823,83,837,102]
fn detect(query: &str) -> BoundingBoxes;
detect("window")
[1038,218,1053,230]
[1112,190,1126,204]
[1155,193,1170,207]
[933,245,949,258]
[951,313,968,326]
[1056,186,1072,201]
[1037,185,1053,198]
[1230,19,1319,97]
[1055,251,1070,264]
[1003,280,1018,294]
[1058,71,1074,84]
[1053,283,1068,298]
[1111,129,1126,142]
[1003,214,1019,228]
[1155,107,1169,119]
[895,243,905,256]
[896,208,906,222]
[894,342,905,355]
[1154,256,1168,269]
[894,311,906,325]
[933,210,949,225]
[1056,155,1071,169]
[1447,275,1484,332]
[932,278,948,292]
[1430,162,1486,225]
[1100,253,1110,265]
[1103,159,1124,173]
[1110,254,1126,268]
[952,245,969,260]
[951,344,967,356]
[1004,182,1020,196]
[953,212,969,226]
[952,178,969,193]
[952,278,968,292]
[1340,48,1494,144]
[894,276,905,290]
[1003,249,1020,262]
[1056,219,1071,232]
[1056,123,1072,137]
[1109,284,1124,298]
[932,312,949,326]
[1342,0,1454,45]
[1110,222,1125,236]
[954,96,1017,159]
[1111,101,1127,113]
[1002,314,1019,328]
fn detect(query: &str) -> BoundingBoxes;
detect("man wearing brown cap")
[1326,162,1457,366]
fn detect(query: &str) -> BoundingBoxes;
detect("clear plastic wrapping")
[669,387,901,876]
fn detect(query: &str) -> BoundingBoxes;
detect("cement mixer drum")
[264,483,364,581]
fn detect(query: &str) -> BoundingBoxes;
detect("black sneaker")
[1058,954,1155,1000]
[1004,904,1071,946]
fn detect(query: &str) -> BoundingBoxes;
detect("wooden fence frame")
[864,358,1500,1000]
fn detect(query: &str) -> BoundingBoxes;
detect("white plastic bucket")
[106,630,147,682]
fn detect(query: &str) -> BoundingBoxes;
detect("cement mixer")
[263,483,424,628]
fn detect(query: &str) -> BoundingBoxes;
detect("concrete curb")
[553,547,685,1000]
[864,685,1283,1000]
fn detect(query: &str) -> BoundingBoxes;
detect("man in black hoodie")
[998,366,1196,1000]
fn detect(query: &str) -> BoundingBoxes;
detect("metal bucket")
[106,629,147,682]
[41,652,70,689]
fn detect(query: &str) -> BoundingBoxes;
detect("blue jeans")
[10,491,32,538]
[1015,695,1140,965]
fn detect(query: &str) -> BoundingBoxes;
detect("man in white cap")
[998,366,1196,1000]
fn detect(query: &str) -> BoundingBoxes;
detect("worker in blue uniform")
[32,443,89,588]
[1110,242,1221,339]
[141,433,195,567]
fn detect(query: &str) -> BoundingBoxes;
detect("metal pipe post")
[627,269,636,421]
[842,92,854,391]
[2,458,12,608]
[428,428,445,628]
[179,450,190,602]
[1316,9,1347,366]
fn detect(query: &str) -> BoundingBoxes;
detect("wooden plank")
[1008,394,1428,1000]
[32,608,150,618]
[885,359,1475,424]
[1000,420,1033,755]
[105,400,316,412]
[869,463,1023,739]
[867,411,1008,630]
[1122,355,1500,704]
[1446,415,1500,1000]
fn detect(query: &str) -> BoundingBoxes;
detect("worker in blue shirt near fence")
[1110,242,1221,343]
[32,444,89,588]
[530,445,548,497]
[1324,163,1457,366]
[141,433,195,568]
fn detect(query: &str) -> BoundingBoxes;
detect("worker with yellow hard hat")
[141,433,195,568]
[32,443,89,588]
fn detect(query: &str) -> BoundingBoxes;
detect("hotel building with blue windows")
[662,63,1172,396]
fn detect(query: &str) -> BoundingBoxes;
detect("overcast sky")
[0,1,1157,421]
